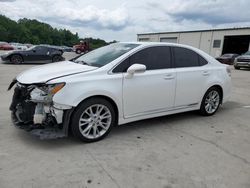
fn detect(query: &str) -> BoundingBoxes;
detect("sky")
[1,0,250,42]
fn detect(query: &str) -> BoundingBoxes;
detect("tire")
[76,49,82,54]
[234,65,240,70]
[10,55,23,64]
[52,55,62,62]
[71,98,116,142]
[199,87,221,116]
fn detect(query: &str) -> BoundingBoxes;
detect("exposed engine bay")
[9,80,73,139]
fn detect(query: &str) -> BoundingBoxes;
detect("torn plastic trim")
[9,82,74,139]
[29,108,75,139]
[7,78,17,91]
[11,107,75,139]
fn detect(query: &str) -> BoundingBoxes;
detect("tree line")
[0,14,110,48]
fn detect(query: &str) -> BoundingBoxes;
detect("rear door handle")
[202,71,210,76]
[164,74,175,80]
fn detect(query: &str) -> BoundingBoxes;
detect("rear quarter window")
[199,56,208,66]
[173,47,199,68]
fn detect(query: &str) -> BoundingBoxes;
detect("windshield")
[244,51,250,55]
[73,43,140,67]
[28,46,37,50]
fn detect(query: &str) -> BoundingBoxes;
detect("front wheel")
[11,55,23,64]
[71,98,116,142]
[199,87,221,116]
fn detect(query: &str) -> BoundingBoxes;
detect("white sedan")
[9,42,231,142]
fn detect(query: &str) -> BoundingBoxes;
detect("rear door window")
[173,47,200,68]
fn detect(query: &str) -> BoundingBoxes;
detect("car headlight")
[47,83,65,95]
[30,83,65,103]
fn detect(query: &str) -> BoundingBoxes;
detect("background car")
[216,53,239,65]
[61,45,73,52]
[234,51,250,69]
[8,42,231,142]
[0,42,14,50]
[1,45,64,64]
[73,41,90,54]
[10,42,28,50]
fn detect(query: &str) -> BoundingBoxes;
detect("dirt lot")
[0,51,250,188]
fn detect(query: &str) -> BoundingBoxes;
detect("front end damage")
[9,81,73,139]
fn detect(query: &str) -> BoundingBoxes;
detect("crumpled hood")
[17,61,97,84]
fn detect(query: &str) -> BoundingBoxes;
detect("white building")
[137,28,250,57]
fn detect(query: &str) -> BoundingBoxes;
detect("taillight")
[226,66,231,77]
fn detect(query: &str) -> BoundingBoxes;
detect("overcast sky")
[1,0,250,42]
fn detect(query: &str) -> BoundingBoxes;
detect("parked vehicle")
[0,42,14,50]
[1,45,64,64]
[24,43,33,48]
[216,53,239,65]
[234,51,250,69]
[8,42,231,142]
[10,43,28,50]
[73,41,90,54]
[61,46,73,52]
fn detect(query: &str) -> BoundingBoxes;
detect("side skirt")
[118,104,200,125]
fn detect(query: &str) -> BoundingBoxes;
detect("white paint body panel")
[16,42,232,125]
[123,68,176,118]
[17,61,97,84]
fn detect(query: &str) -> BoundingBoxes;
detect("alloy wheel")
[204,90,220,114]
[78,104,112,139]
[11,55,22,64]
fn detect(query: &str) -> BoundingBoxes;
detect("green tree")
[0,14,110,48]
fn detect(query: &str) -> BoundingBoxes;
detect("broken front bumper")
[9,82,74,139]
[11,108,74,139]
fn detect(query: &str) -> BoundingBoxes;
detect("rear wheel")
[71,98,116,142]
[11,55,23,64]
[200,87,221,116]
[76,49,82,54]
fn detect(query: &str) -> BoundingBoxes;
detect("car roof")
[118,42,217,64]
[119,41,202,49]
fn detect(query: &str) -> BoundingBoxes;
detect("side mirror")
[126,64,146,78]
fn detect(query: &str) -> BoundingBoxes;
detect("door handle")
[164,74,175,80]
[202,71,210,76]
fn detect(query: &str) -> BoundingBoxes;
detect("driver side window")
[112,46,172,73]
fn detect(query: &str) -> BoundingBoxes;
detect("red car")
[216,53,239,65]
[0,42,14,50]
[73,41,90,54]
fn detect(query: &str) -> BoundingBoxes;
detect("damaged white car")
[9,42,231,142]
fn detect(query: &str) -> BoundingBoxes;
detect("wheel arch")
[70,95,119,129]
[205,84,223,104]
[10,53,24,61]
